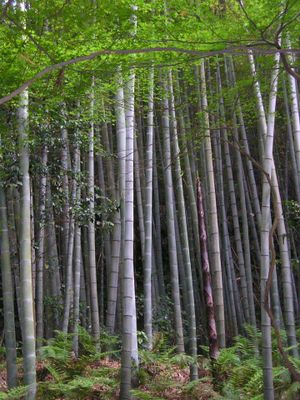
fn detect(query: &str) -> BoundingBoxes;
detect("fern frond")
[0,385,27,400]
[130,389,164,400]
[283,381,300,400]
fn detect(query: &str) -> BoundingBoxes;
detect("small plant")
[36,328,119,399]
[0,386,27,400]
[214,328,300,399]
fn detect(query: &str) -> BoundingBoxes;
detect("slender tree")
[198,61,225,348]
[143,67,154,349]
[18,88,36,399]
[0,183,17,388]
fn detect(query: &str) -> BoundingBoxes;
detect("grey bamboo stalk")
[272,170,298,356]
[83,226,92,330]
[198,61,225,347]
[286,37,300,184]
[181,82,202,273]
[270,253,284,329]
[107,70,126,335]
[282,76,300,203]
[207,72,239,336]
[248,50,267,161]
[249,51,299,359]
[225,57,260,336]
[46,183,62,331]
[120,65,138,399]
[101,118,116,200]
[260,97,276,398]
[60,111,70,277]
[100,119,119,297]
[244,174,261,266]
[237,106,262,227]
[144,67,154,349]
[217,68,250,323]
[174,211,189,318]
[88,76,100,341]
[97,151,112,277]
[152,139,166,298]
[124,65,138,366]
[0,184,17,388]
[225,57,262,226]
[224,58,261,265]
[30,184,36,302]
[169,70,198,379]
[161,75,185,353]
[80,261,87,329]
[17,15,36,388]
[134,136,145,256]
[105,118,122,333]
[18,88,36,399]
[73,144,81,357]
[106,215,121,333]
[212,101,239,336]
[7,187,22,333]
[62,145,79,333]
[232,113,257,328]
[177,79,204,310]
[258,52,280,400]
[36,143,48,349]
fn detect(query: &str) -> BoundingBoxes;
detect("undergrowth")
[214,326,300,399]
[0,326,300,399]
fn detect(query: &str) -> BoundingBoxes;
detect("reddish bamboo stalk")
[196,177,219,360]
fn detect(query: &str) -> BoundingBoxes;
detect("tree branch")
[1,45,300,106]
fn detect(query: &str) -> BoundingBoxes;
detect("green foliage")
[3,328,300,399]
[283,199,300,232]
[136,336,200,397]
[35,328,119,399]
[214,329,300,400]
[98,328,121,355]
[130,389,165,400]
[39,330,72,362]
[0,346,6,360]
[182,377,221,399]
[282,382,300,400]
[0,386,27,400]
[37,375,117,400]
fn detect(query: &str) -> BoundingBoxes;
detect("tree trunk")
[161,75,185,353]
[36,144,48,349]
[198,61,225,348]
[144,67,154,349]
[196,178,219,360]
[88,76,100,342]
[169,70,198,379]
[0,184,17,388]
[18,88,36,399]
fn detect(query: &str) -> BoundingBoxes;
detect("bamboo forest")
[2,1,300,399]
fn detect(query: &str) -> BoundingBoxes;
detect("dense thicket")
[1,1,300,399]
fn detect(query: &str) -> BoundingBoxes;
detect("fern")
[214,330,300,400]
[0,386,27,400]
[77,325,98,355]
[34,328,120,399]
[182,378,221,399]
[283,382,300,400]
[44,363,67,383]
[169,352,196,368]
[130,389,164,400]
[37,375,117,399]
[243,368,263,396]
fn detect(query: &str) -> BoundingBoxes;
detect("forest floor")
[2,330,296,399]
[0,356,220,399]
